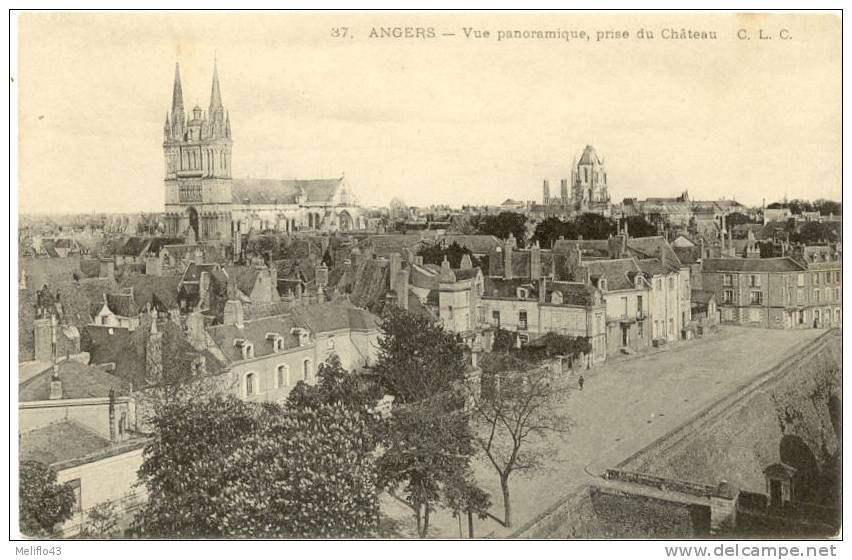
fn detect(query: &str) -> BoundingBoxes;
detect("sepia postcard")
[10,8,843,551]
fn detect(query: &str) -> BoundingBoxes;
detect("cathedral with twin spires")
[162,60,363,244]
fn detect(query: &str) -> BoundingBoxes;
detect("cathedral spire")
[171,62,184,115]
[209,57,223,114]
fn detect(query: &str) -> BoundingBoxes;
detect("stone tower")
[163,60,233,241]
[571,145,610,209]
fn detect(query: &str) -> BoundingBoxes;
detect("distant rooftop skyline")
[17,12,841,214]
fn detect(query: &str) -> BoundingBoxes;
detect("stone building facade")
[161,61,364,242]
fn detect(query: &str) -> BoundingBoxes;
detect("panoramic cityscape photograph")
[10,8,843,553]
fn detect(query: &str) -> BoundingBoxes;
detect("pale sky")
[17,11,841,214]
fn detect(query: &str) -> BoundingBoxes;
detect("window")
[327,337,335,350]
[814,289,820,303]
[518,311,528,331]
[656,279,663,291]
[66,479,82,512]
[478,307,486,324]
[797,288,804,303]
[637,321,644,338]
[723,274,733,286]
[637,295,643,315]
[302,359,312,380]
[748,275,761,287]
[669,318,674,335]
[492,310,501,327]
[276,365,289,388]
[814,273,820,285]
[835,288,840,301]
[836,271,841,283]
[448,306,454,320]
[668,277,675,290]
[245,373,256,397]
[749,308,762,323]
[797,274,805,287]
[749,291,763,305]
[722,290,734,304]
[621,297,628,318]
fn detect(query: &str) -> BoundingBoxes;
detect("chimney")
[199,271,210,310]
[48,365,62,400]
[504,237,514,280]
[99,259,115,280]
[108,388,116,442]
[538,277,547,304]
[315,263,329,288]
[389,253,402,293]
[145,318,163,385]
[186,312,207,351]
[33,318,53,362]
[223,299,244,327]
[396,268,409,310]
[530,241,541,280]
[269,261,279,300]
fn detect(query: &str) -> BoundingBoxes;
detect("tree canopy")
[417,241,479,269]
[374,306,468,404]
[19,460,76,537]
[135,395,380,538]
[472,212,528,246]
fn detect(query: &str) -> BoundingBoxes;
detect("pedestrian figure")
[578,375,585,391]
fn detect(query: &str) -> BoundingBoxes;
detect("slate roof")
[691,289,716,306]
[701,257,806,273]
[673,246,703,265]
[146,237,185,255]
[232,177,344,205]
[20,421,113,465]
[103,292,139,317]
[483,277,539,299]
[208,303,379,364]
[119,275,181,312]
[438,235,502,255]
[19,360,131,402]
[117,237,150,257]
[582,258,644,292]
[627,236,683,268]
[549,281,599,307]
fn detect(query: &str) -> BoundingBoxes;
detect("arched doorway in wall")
[338,210,354,231]
[186,207,199,241]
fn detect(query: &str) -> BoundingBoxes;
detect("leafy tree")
[135,395,380,538]
[376,396,481,537]
[417,241,479,269]
[532,217,578,248]
[472,212,528,247]
[491,328,515,354]
[19,460,76,537]
[449,214,477,235]
[797,221,838,244]
[444,477,492,538]
[575,213,616,240]
[471,368,571,527]
[623,215,658,238]
[725,212,752,228]
[374,306,468,404]
[287,354,384,449]
[79,501,121,538]
[813,199,841,216]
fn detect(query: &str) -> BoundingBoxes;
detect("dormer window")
[266,332,284,352]
[517,287,529,299]
[234,339,254,360]
[599,278,608,291]
[291,327,311,347]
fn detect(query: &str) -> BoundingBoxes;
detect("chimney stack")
[48,365,63,400]
[223,299,244,327]
[530,241,541,280]
[504,235,514,279]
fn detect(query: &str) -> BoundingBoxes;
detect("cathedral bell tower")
[163,60,233,242]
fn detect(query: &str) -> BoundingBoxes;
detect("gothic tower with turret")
[163,61,233,242]
[571,145,611,215]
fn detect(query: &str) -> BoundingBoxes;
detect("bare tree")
[469,367,571,528]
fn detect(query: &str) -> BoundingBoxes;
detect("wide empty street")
[382,326,827,538]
